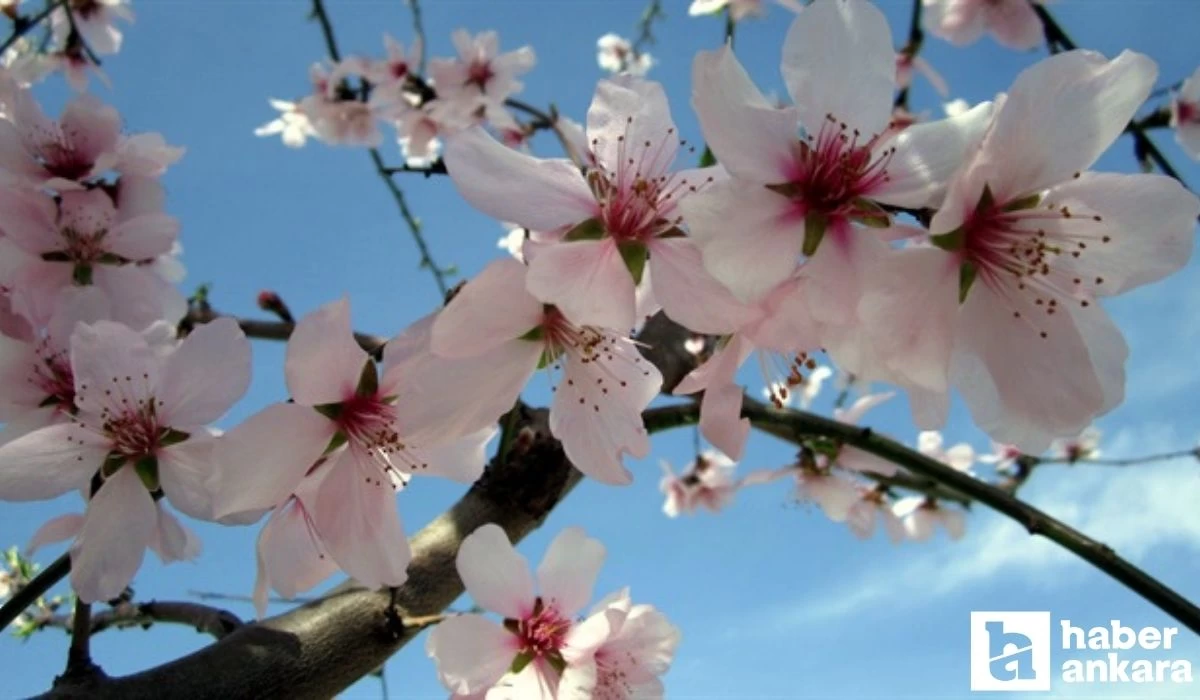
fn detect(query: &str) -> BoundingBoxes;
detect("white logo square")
[970,611,1052,691]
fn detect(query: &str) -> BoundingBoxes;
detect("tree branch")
[0,0,64,57]
[34,601,245,641]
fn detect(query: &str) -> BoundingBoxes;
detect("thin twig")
[61,1,100,66]
[631,0,665,54]
[309,0,451,297]
[382,158,447,177]
[1036,447,1200,468]
[893,0,924,110]
[0,552,69,632]
[63,599,99,680]
[189,589,316,606]
[0,0,63,56]
[183,306,387,355]
[407,0,426,75]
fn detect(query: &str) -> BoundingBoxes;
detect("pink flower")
[856,50,1199,450]
[0,287,110,445]
[0,177,186,330]
[295,61,384,148]
[846,487,906,542]
[596,34,654,76]
[431,258,662,485]
[672,271,821,461]
[51,0,134,56]
[254,99,317,148]
[0,318,251,601]
[1049,425,1102,462]
[659,451,739,517]
[792,463,863,522]
[559,588,680,699]
[978,441,1023,471]
[916,430,975,473]
[249,473,337,616]
[1170,67,1200,160]
[893,496,966,541]
[212,299,496,595]
[0,92,120,189]
[428,30,535,117]
[426,524,609,698]
[683,0,994,307]
[922,0,1046,51]
[364,34,423,95]
[444,76,720,332]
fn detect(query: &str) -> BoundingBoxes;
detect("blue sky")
[2,0,1200,697]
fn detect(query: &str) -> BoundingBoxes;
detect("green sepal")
[547,653,567,676]
[314,403,343,420]
[101,453,127,478]
[974,183,996,216]
[1002,192,1042,212]
[134,456,160,491]
[698,146,716,168]
[851,198,891,228]
[159,428,191,447]
[929,227,966,252]
[356,359,379,397]
[72,264,94,286]
[324,431,349,455]
[563,217,605,242]
[765,182,800,198]
[958,261,978,304]
[618,241,648,285]
[802,213,827,257]
[518,326,545,343]
[510,651,534,674]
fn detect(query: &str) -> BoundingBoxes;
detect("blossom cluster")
[2,0,133,91]
[256,30,537,163]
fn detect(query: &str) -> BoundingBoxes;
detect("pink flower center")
[512,597,571,659]
[586,117,712,242]
[466,60,495,90]
[957,186,1113,339]
[31,340,76,411]
[389,61,409,80]
[538,307,654,412]
[57,222,111,264]
[782,114,895,221]
[335,390,423,485]
[32,130,96,181]
[1177,100,1199,124]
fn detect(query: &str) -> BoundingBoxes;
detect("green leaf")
[563,217,605,242]
[618,241,648,285]
[802,213,827,257]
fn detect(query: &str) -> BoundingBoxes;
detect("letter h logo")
[970,612,1051,691]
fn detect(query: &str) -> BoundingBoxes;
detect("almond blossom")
[893,496,966,541]
[558,588,680,699]
[430,258,662,485]
[0,287,110,445]
[0,92,121,188]
[363,34,423,106]
[1170,66,1200,160]
[444,76,721,332]
[596,34,653,77]
[212,299,495,594]
[428,30,534,119]
[0,318,251,601]
[682,0,994,323]
[428,524,679,699]
[978,441,1023,471]
[922,0,1046,51]
[855,50,1199,450]
[50,0,134,57]
[0,177,186,330]
[1049,425,1102,462]
[254,99,317,148]
[916,430,975,474]
[659,451,739,517]
[846,487,906,542]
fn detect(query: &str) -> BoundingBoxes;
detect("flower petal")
[444,127,596,231]
[691,46,800,183]
[158,317,250,427]
[682,179,802,303]
[426,614,517,695]
[648,238,757,335]
[70,467,156,603]
[27,512,85,555]
[587,77,678,177]
[456,522,535,619]
[286,298,368,406]
[536,526,606,618]
[0,423,109,500]
[526,239,636,332]
[874,101,994,208]
[430,258,544,359]
[782,0,896,138]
